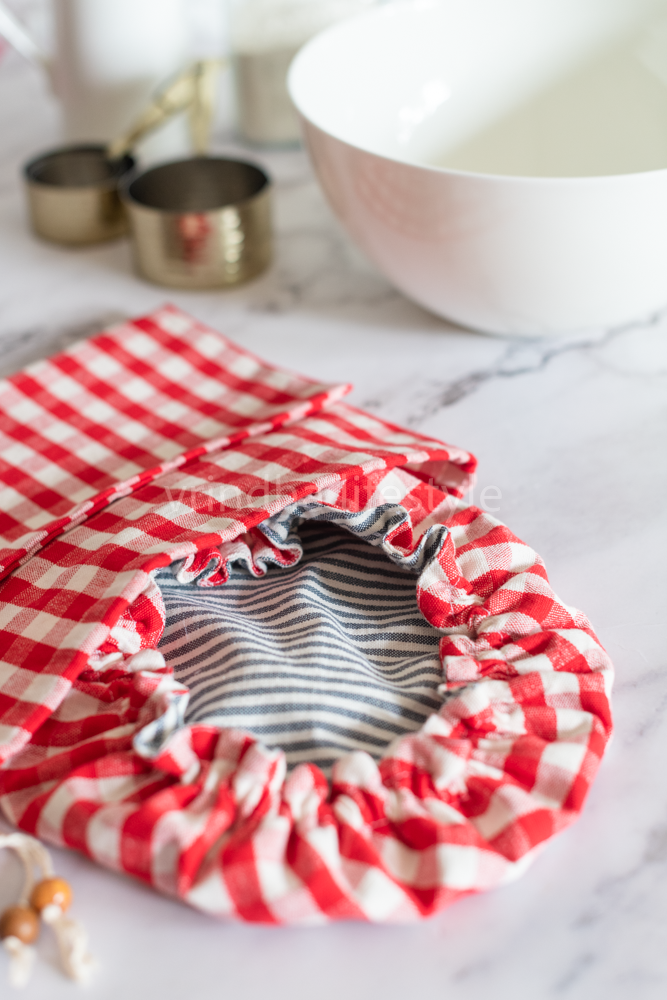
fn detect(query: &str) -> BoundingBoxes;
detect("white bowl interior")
[289,0,667,177]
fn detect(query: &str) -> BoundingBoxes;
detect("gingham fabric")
[0,306,613,924]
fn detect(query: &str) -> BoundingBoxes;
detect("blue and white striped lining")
[156,506,445,773]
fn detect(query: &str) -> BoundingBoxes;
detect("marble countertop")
[0,44,666,1000]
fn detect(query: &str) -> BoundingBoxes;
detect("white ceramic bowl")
[289,0,667,336]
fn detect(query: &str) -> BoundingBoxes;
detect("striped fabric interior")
[157,520,444,773]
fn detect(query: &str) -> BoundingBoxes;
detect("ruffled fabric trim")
[12,483,612,922]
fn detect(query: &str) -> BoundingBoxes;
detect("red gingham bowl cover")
[0,306,613,923]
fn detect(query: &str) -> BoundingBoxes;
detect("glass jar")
[230,0,375,145]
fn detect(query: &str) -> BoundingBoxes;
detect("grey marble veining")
[0,36,666,1000]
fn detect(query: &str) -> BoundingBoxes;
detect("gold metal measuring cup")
[121,156,272,289]
[119,60,272,290]
[24,146,134,245]
[23,61,221,246]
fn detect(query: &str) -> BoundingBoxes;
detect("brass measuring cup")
[118,61,272,289]
[23,61,221,247]
[121,156,272,289]
[24,145,134,245]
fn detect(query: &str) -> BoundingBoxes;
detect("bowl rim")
[288,0,667,185]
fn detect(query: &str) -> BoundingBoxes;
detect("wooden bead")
[30,877,72,914]
[0,906,39,944]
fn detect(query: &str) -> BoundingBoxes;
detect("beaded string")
[0,832,94,988]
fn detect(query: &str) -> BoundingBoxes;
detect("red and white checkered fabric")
[0,306,612,923]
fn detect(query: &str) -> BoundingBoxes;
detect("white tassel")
[41,905,95,984]
[3,936,35,989]
[0,830,95,986]
[0,831,53,902]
